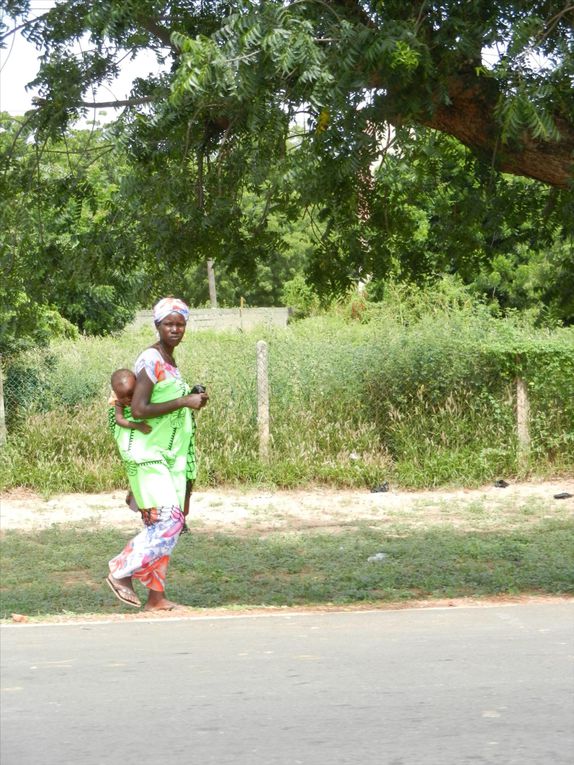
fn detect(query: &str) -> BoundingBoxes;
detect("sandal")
[105,575,141,608]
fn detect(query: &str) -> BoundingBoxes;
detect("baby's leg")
[125,490,139,513]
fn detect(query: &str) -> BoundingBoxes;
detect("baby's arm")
[114,402,152,434]
[132,421,152,434]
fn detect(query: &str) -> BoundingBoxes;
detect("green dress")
[113,376,197,511]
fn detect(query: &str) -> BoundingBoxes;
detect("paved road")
[2,603,573,764]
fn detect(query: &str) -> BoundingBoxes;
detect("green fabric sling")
[113,376,197,511]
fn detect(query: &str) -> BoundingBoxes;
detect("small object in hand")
[494,479,509,488]
[553,492,573,500]
[191,384,206,394]
[371,482,389,493]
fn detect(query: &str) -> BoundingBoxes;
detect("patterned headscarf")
[153,297,190,325]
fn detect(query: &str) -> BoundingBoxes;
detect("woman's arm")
[130,369,208,419]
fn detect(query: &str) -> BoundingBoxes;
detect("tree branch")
[33,96,157,109]
[135,15,177,50]
[323,0,376,27]
[0,11,52,43]
[0,0,76,42]
[413,73,574,187]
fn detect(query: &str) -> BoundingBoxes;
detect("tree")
[366,128,571,278]
[356,127,574,323]
[473,235,574,325]
[0,114,144,353]
[2,1,572,186]
[0,109,316,352]
[2,2,572,324]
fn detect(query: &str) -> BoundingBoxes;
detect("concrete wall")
[132,307,291,332]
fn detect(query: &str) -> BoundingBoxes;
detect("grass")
[2,302,573,493]
[2,514,573,620]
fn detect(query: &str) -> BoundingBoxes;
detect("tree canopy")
[3,0,573,185]
[0,114,146,353]
[1,1,573,350]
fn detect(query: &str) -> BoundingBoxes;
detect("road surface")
[2,602,573,764]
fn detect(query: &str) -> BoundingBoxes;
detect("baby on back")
[110,368,152,435]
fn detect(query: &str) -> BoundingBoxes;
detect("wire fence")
[1,323,573,486]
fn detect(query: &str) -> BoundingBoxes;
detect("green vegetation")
[2,3,572,619]
[5,1,572,186]
[2,3,573,355]
[1,510,572,619]
[2,283,573,493]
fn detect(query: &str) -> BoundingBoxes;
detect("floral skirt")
[109,505,184,592]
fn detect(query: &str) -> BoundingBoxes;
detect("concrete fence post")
[256,340,270,463]
[207,258,217,308]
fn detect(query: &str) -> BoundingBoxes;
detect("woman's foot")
[106,574,141,607]
[144,590,181,611]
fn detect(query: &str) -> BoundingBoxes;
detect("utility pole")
[197,141,218,309]
[207,258,217,308]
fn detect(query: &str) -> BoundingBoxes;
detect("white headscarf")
[152,297,190,325]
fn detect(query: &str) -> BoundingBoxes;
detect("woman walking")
[106,297,208,611]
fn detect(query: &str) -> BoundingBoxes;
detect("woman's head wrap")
[153,297,190,325]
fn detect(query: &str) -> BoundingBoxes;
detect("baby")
[109,368,152,435]
[109,369,152,515]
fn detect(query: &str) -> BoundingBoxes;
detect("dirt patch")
[6,594,573,626]
[1,479,573,534]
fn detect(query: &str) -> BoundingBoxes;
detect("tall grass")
[2,281,573,493]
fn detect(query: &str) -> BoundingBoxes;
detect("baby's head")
[111,369,136,406]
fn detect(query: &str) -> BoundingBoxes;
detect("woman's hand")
[183,392,209,410]
[131,368,209,418]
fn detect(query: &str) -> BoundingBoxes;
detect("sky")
[0,2,164,124]
[0,18,41,115]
